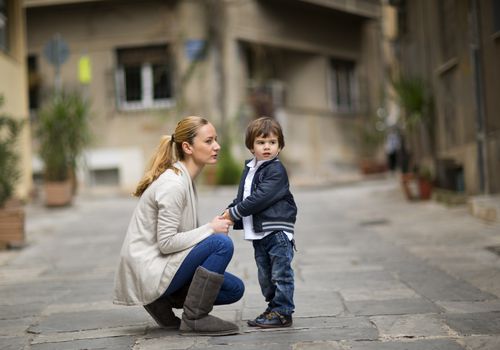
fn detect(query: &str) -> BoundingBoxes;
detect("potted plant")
[417,166,434,200]
[357,116,387,175]
[0,95,25,248]
[392,76,434,200]
[37,91,91,206]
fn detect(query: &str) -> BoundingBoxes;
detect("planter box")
[0,200,25,249]
[44,180,73,207]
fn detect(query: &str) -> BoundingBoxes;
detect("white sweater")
[113,162,214,305]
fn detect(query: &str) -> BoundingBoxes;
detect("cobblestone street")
[1,178,500,349]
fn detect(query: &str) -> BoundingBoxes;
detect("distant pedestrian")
[113,116,244,336]
[385,127,401,172]
[223,117,297,328]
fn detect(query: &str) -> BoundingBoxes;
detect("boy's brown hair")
[245,117,285,150]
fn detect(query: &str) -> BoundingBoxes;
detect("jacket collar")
[245,156,279,168]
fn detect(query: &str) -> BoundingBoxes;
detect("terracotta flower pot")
[418,179,433,200]
[401,173,419,200]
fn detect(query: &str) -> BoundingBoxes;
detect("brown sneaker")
[247,310,270,327]
[254,311,292,328]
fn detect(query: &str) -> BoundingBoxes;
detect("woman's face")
[187,123,221,165]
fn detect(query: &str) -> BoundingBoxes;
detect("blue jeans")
[253,231,295,316]
[161,234,244,305]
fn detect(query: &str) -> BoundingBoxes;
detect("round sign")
[43,34,69,67]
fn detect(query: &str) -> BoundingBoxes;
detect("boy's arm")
[228,166,288,221]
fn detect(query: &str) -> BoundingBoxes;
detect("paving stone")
[340,285,420,301]
[294,291,344,317]
[0,317,35,336]
[345,298,441,316]
[0,302,45,319]
[458,335,500,350]
[31,325,149,344]
[396,267,497,302]
[445,312,500,335]
[0,336,28,350]
[292,341,343,350]
[436,300,500,314]
[370,314,451,338]
[30,335,135,350]
[133,336,206,350]
[28,308,149,334]
[347,339,465,350]
[0,280,70,305]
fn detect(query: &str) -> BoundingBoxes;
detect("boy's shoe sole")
[254,321,292,329]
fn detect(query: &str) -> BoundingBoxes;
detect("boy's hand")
[221,209,233,224]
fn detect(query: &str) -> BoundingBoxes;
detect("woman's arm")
[155,180,213,254]
[155,180,232,255]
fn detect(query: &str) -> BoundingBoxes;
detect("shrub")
[0,95,24,207]
[215,143,242,185]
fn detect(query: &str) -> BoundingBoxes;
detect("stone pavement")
[1,178,500,350]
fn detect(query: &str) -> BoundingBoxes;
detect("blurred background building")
[389,0,500,195]
[1,0,498,201]
[0,0,32,201]
[24,0,384,192]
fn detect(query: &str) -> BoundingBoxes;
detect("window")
[438,0,458,61]
[0,0,8,53]
[494,0,500,34]
[116,45,173,110]
[28,55,40,113]
[330,59,358,113]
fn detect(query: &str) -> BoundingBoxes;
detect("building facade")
[1,0,32,200]
[25,0,384,192]
[390,0,500,195]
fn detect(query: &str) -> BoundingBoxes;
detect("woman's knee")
[227,277,245,303]
[211,234,234,256]
[235,278,245,300]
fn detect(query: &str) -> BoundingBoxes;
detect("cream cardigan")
[113,162,214,305]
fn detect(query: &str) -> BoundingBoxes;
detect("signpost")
[43,33,69,92]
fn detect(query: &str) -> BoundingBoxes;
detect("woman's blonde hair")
[133,116,209,196]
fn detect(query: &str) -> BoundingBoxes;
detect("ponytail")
[133,135,178,197]
[133,116,209,197]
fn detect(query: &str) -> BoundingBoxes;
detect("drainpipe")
[470,0,489,194]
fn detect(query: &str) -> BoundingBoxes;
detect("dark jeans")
[253,231,295,316]
[161,234,244,305]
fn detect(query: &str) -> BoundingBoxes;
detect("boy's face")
[251,133,281,161]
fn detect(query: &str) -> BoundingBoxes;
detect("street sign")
[43,34,69,67]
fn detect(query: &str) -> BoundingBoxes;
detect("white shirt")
[242,158,293,241]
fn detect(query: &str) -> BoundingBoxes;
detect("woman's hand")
[209,216,233,234]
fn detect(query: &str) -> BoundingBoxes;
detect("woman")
[113,116,244,336]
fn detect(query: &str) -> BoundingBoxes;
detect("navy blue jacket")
[228,157,297,234]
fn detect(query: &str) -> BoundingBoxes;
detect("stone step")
[469,194,500,223]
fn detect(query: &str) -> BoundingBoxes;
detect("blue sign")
[185,39,206,61]
[44,34,69,67]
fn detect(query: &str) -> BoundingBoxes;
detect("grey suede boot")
[143,283,190,329]
[144,298,180,329]
[179,266,239,336]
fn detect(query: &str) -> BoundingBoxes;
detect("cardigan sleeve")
[155,179,214,255]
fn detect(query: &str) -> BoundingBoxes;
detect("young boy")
[224,117,297,328]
